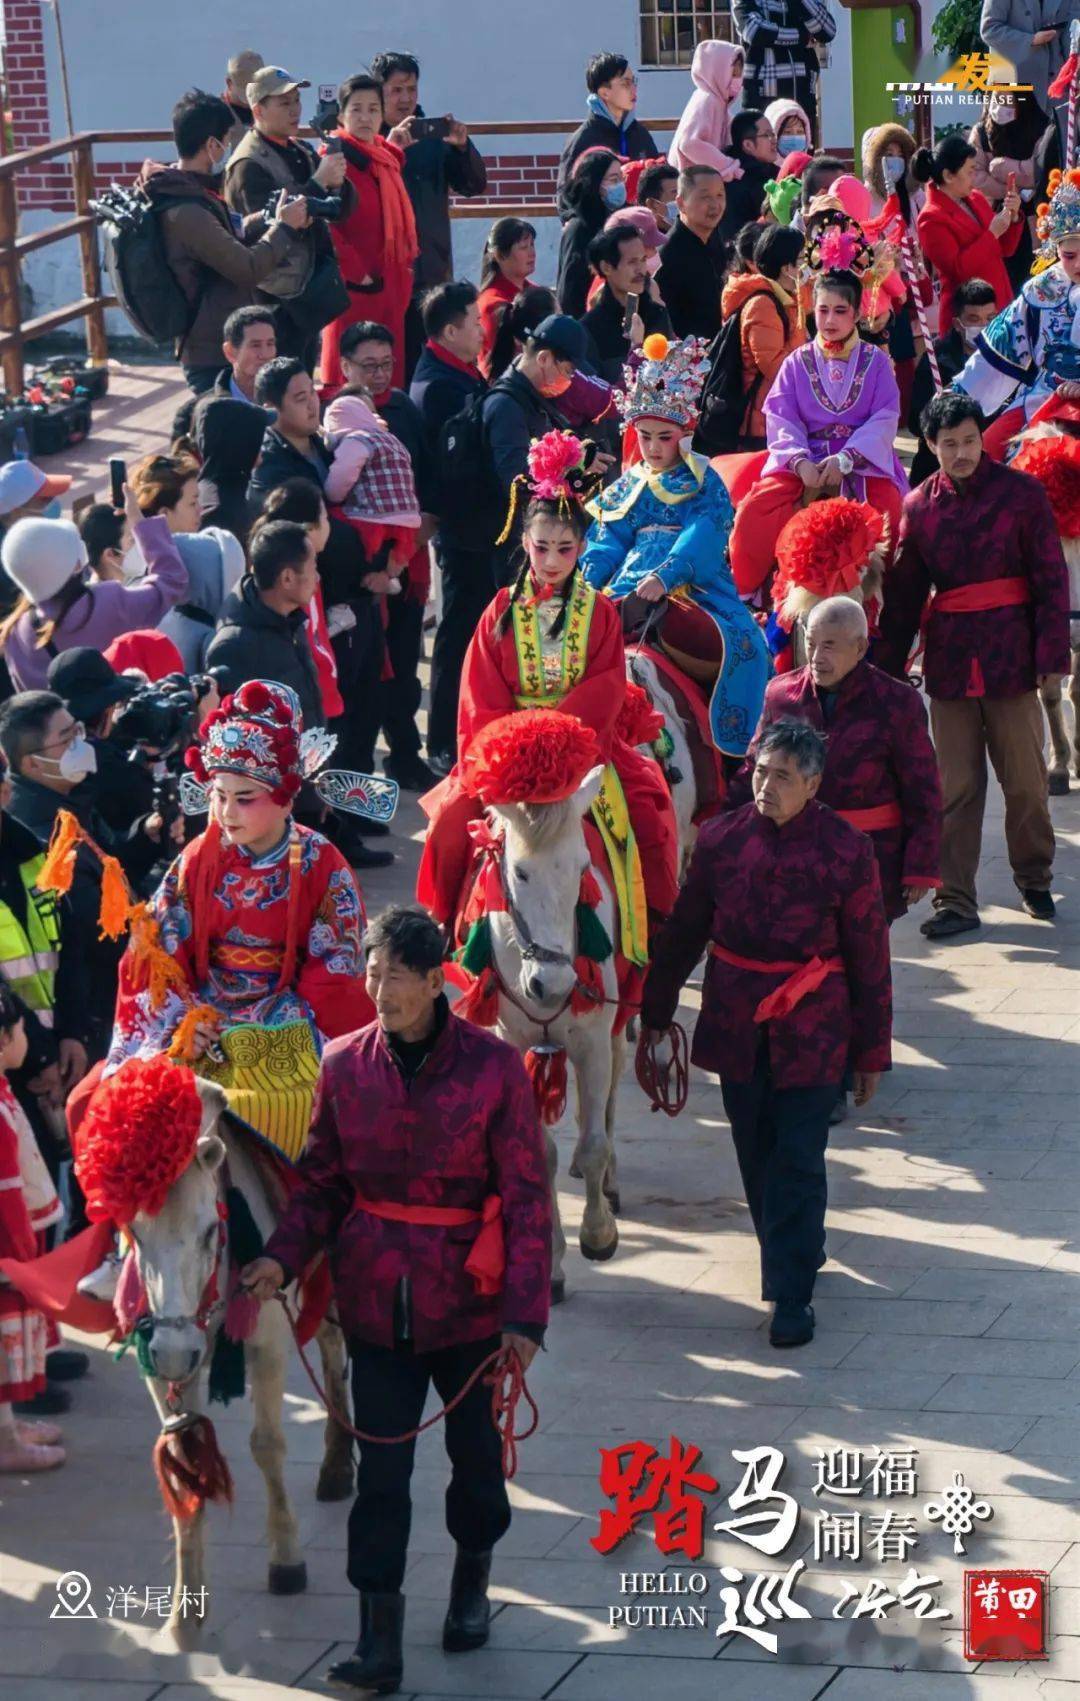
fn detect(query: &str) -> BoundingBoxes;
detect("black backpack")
[91,182,201,345]
[437,378,513,549]
[694,290,787,456]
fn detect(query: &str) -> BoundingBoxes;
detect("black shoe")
[44,1348,89,1382]
[1021,888,1056,920]
[349,843,395,871]
[920,908,980,940]
[326,1592,404,1695]
[427,750,454,780]
[352,820,391,838]
[443,1547,492,1652]
[14,1384,72,1416]
[386,757,438,791]
[769,1303,815,1348]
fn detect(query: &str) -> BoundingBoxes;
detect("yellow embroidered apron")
[195,1020,321,1163]
[511,580,648,965]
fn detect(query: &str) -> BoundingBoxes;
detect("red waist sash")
[835,802,903,831]
[709,943,844,1023]
[350,1192,504,1297]
[933,576,1031,614]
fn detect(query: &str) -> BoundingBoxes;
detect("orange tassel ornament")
[36,809,81,897]
[168,1004,221,1064]
[524,1042,568,1125]
[98,855,133,940]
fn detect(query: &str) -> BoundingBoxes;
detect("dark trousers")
[346,1334,511,1593]
[331,601,386,778]
[381,593,424,766]
[403,295,424,387]
[427,542,497,760]
[720,1043,838,1305]
[270,305,321,376]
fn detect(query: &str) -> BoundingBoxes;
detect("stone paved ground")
[1,365,1078,1700]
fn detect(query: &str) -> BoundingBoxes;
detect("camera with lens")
[110,670,227,831]
[264,185,344,224]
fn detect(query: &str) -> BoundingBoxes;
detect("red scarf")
[332,130,418,270]
[426,337,481,379]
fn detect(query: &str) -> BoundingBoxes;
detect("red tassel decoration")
[456,970,500,1028]
[571,955,604,1015]
[578,868,602,908]
[524,1044,568,1125]
[153,1416,235,1524]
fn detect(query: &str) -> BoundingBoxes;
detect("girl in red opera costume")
[0,986,66,1472]
[95,681,395,1164]
[319,72,419,397]
[417,431,679,962]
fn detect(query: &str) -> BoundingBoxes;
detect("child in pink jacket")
[668,40,745,182]
[323,389,422,582]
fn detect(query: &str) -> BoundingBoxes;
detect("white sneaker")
[77,1249,123,1303]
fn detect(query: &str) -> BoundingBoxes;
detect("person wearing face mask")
[557,149,625,319]
[634,160,681,236]
[908,279,998,486]
[0,486,188,694]
[970,82,1061,290]
[764,99,813,162]
[556,51,660,218]
[720,224,807,449]
[141,88,309,401]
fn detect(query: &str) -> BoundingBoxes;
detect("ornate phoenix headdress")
[495,429,601,547]
[182,680,398,824]
[618,333,711,427]
[1036,168,1080,259]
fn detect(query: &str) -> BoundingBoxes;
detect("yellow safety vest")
[0,853,60,1025]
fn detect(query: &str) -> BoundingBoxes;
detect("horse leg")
[247,1307,307,1596]
[546,1122,569,1304]
[570,1032,619,1262]
[147,1376,211,1648]
[1040,675,1070,794]
[602,1026,627,1215]
[314,1316,355,1502]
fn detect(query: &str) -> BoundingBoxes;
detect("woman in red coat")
[914,134,1022,334]
[418,433,679,956]
[476,217,536,377]
[320,72,419,395]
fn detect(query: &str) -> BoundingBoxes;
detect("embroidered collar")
[815,329,859,362]
[588,445,708,521]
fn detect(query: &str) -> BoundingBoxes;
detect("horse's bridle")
[141,1196,229,1407]
[499,853,575,972]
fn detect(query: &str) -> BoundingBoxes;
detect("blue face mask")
[778,133,808,157]
[601,180,628,211]
[40,499,62,520]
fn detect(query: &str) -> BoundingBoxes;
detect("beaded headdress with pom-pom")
[618,333,711,427]
[1035,168,1080,258]
[495,429,602,547]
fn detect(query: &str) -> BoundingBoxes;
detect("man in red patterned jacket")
[876,392,1070,939]
[244,906,551,1695]
[642,720,892,1349]
[730,597,942,924]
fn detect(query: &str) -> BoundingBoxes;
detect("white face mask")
[37,738,98,784]
[991,101,1016,124]
[883,155,906,183]
[665,199,679,225]
[959,320,983,345]
[209,139,232,175]
[121,541,146,583]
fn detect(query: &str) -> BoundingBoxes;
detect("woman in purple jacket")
[0,484,188,691]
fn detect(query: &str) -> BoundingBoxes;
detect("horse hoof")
[1049,772,1070,796]
[316,1466,355,1503]
[268,1561,308,1596]
[550,1277,567,1304]
[580,1227,618,1262]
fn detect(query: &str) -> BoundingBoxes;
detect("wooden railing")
[0,118,679,394]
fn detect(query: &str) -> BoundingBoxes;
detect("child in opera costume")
[418,430,679,967]
[953,168,1080,459]
[580,333,771,758]
[729,267,908,598]
[0,988,66,1472]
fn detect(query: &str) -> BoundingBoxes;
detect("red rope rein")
[634,1020,690,1117]
[276,1296,539,1479]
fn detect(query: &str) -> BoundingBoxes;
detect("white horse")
[625,650,700,874]
[483,765,625,1299]
[131,1078,352,1645]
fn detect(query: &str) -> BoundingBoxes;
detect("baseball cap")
[530,315,589,367]
[47,647,136,723]
[0,460,72,518]
[247,66,311,106]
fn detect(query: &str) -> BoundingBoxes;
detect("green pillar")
[849,6,917,158]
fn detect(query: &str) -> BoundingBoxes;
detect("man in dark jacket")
[245,905,550,1696]
[580,226,671,383]
[373,51,488,378]
[248,357,336,508]
[556,51,659,218]
[44,649,151,844]
[170,303,278,440]
[225,66,355,370]
[482,316,580,586]
[720,110,779,238]
[146,89,306,399]
[340,320,438,791]
[655,165,730,340]
[206,520,323,730]
[409,283,489,773]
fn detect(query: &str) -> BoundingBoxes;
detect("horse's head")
[130,1079,230,1385]
[491,762,604,1008]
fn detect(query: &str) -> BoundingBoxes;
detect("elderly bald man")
[730,596,943,923]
